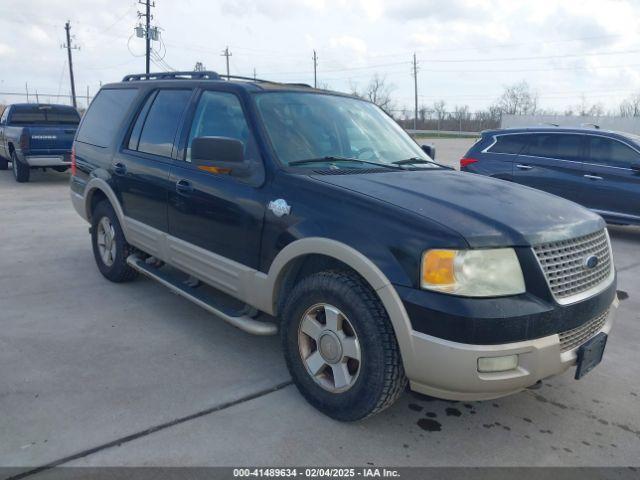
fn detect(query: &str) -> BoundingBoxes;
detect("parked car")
[0,103,80,182]
[70,72,617,421]
[460,127,640,226]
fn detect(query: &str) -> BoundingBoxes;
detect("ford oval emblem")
[584,255,599,269]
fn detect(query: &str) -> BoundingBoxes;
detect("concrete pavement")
[0,155,638,473]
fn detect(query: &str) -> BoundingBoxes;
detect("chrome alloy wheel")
[96,216,116,267]
[298,303,362,393]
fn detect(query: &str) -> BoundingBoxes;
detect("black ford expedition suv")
[70,71,618,421]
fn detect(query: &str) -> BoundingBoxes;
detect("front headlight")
[421,248,525,297]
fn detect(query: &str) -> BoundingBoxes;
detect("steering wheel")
[355,147,376,159]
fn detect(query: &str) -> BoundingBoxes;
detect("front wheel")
[12,152,29,182]
[281,270,407,421]
[91,201,138,283]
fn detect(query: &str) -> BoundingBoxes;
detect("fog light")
[478,355,518,373]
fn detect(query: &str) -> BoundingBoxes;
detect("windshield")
[254,92,432,169]
[9,105,80,125]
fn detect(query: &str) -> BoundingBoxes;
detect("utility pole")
[25,82,29,103]
[253,68,257,80]
[63,21,78,108]
[412,52,418,131]
[136,0,155,74]
[221,47,232,80]
[312,50,318,88]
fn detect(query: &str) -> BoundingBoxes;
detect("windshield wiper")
[289,156,402,170]
[392,157,452,169]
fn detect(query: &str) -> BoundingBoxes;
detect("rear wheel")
[12,151,29,183]
[281,270,406,421]
[91,201,138,282]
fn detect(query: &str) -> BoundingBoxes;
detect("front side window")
[186,91,257,163]
[524,134,581,162]
[137,89,192,158]
[254,92,431,168]
[588,136,640,168]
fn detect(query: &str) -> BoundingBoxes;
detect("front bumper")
[406,296,618,400]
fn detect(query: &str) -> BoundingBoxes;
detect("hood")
[310,169,604,247]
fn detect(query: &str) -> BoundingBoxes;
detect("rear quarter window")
[487,134,530,155]
[76,88,138,147]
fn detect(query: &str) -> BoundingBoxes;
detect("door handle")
[112,162,127,175]
[516,164,533,170]
[583,174,603,180]
[175,179,194,194]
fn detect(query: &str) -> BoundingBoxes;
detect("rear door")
[581,135,640,222]
[511,132,585,203]
[113,88,194,232]
[477,133,531,180]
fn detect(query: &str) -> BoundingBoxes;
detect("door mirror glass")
[191,136,250,177]
[421,144,436,159]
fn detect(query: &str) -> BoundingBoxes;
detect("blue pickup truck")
[0,103,80,182]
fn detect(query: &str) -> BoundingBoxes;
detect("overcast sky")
[1,0,640,113]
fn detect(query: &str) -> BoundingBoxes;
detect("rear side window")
[524,134,581,161]
[76,89,137,147]
[587,136,640,168]
[137,89,192,158]
[487,134,530,154]
[9,105,80,125]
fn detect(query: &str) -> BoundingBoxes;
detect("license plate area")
[575,332,607,379]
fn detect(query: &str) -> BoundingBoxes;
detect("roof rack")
[122,71,221,82]
[121,71,315,89]
[580,123,600,129]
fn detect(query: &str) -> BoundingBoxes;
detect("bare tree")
[619,93,640,117]
[494,81,538,115]
[350,74,396,113]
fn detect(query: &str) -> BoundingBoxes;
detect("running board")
[126,254,277,336]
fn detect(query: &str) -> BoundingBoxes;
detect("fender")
[82,177,128,236]
[254,237,416,372]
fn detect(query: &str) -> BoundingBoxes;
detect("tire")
[91,201,138,283]
[0,157,7,170]
[12,151,29,183]
[281,270,407,421]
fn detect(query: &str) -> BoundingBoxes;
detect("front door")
[581,135,640,222]
[512,132,585,204]
[167,89,266,269]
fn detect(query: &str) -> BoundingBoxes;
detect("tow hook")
[527,380,543,390]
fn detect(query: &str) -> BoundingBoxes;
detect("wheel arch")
[83,178,127,235]
[261,237,415,367]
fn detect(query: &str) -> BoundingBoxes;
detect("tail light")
[460,157,478,168]
[71,146,76,176]
[19,130,30,152]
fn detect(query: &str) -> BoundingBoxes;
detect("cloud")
[386,0,487,22]
[0,43,14,57]
[329,35,368,56]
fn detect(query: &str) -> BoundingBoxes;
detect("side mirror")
[631,163,640,173]
[191,136,250,177]
[421,144,436,160]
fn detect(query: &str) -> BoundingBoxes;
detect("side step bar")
[126,254,277,336]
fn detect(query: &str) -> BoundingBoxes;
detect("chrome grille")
[533,229,613,303]
[559,309,608,352]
